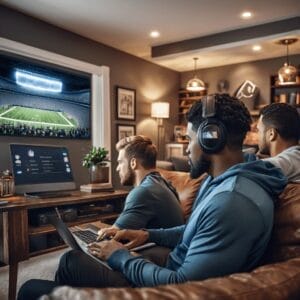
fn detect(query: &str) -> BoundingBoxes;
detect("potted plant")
[82,147,110,184]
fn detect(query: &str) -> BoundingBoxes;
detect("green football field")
[0,105,77,129]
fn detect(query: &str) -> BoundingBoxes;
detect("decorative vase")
[89,164,109,184]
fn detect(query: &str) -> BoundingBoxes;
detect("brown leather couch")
[45,170,300,300]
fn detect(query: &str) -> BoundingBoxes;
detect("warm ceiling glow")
[150,30,160,38]
[252,45,261,51]
[241,11,252,19]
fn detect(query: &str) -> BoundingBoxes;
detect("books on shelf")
[80,183,114,193]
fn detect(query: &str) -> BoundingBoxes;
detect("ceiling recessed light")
[252,45,262,51]
[150,31,160,38]
[241,11,252,19]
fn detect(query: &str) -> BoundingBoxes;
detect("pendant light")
[186,57,205,91]
[277,38,298,85]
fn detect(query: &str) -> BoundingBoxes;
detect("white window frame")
[0,37,111,184]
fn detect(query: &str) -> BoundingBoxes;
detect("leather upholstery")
[45,174,300,300]
[158,168,207,220]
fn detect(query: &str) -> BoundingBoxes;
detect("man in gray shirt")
[99,135,184,238]
[256,103,300,183]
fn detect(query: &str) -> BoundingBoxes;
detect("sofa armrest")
[43,257,300,300]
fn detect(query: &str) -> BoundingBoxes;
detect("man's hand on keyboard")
[114,229,149,250]
[97,226,119,241]
[88,239,126,260]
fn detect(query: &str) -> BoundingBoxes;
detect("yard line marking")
[0,116,74,127]
[58,112,74,126]
[0,106,17,117]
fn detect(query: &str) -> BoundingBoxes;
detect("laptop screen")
[10,144,76,194]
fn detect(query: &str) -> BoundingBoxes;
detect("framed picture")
[117,86,136,120]
[117,124,136,141]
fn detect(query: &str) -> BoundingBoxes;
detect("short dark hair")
[260,103,300,141]
[187,93,251,150]
[116,135,157,169]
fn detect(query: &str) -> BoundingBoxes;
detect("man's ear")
[130,158,137,170]
[268,128,278,142]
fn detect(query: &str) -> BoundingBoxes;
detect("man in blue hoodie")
[18,94,287,299]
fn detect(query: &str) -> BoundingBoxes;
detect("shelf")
[28,212,119,236]
[271,84,300,89]
[180,96,202,101]
[29,244,67,258]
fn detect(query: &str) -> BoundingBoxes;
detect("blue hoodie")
[108,160,287,287]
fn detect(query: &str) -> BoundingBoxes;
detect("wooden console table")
[0,190,128,300]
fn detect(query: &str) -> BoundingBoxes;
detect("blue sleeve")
[108,192,263,287]
[114,187,155,229]
[147,225,185,248]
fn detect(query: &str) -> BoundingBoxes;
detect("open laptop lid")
[10,144,76,194]
[48,214,81,251]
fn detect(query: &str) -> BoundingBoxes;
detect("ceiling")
[1,0,300,72]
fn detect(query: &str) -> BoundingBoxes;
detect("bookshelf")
[178,89,206,124]
[270,74,300,107]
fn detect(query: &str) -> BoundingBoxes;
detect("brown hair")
[116,135,157,169]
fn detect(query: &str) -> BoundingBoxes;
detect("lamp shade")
[277,38,298,85]
[186,77,206,91]
[278,63,297,85]
[151,102,170,118]
[186,57,206,91]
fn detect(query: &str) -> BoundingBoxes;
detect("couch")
[45,169,300,300]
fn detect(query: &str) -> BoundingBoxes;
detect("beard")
[121,166,135,186]
[189,156,211,179]
[259,135,270,156]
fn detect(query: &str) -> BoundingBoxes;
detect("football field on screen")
[0,105,77,128]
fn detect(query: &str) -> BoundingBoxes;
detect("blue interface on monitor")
[10,144,74,185]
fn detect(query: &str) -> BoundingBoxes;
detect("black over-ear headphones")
[197,94,227,154]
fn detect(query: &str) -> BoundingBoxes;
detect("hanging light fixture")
[277,38,298,85]
[186,57,205,91]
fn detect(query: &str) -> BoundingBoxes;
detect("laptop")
[49,212,156,270]
[10,144,76,197]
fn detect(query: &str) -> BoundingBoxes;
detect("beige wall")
[0,5,180,188]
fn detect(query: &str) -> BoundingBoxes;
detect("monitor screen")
[10,144,76,194]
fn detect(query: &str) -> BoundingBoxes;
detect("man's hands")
[88,239,126,260]
[114,229,149,249]
[97,226,119,241]
[88,228,150,261]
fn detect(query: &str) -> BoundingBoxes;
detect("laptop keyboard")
[73,230,98,244]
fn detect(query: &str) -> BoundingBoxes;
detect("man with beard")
[18,94,287,299]
[100,135,184,235]
[256,103,300,183]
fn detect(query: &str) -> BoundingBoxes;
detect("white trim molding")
[0,37,112,184]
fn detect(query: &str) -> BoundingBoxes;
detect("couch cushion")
[45,257,300,300]
[158,169,206,220]
[263,183,300,263]
[169,156,190,172]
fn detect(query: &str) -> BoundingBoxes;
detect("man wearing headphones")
[18,94,287,298]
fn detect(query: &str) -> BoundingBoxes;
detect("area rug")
[0,248,68,300]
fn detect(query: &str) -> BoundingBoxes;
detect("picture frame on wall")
[117,124,136,141]
[117,86,136,120]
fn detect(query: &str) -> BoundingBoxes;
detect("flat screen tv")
[0,51,91,139]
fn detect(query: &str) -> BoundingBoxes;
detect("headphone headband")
[197,94,227,154]
[202,95,216,118]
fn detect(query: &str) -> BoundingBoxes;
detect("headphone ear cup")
[197,119,227,154]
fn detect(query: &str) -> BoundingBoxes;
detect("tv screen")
[0,51,91,139]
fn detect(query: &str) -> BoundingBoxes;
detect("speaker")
[197,95,227,154]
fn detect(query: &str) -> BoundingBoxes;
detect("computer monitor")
[10,144,76,194]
